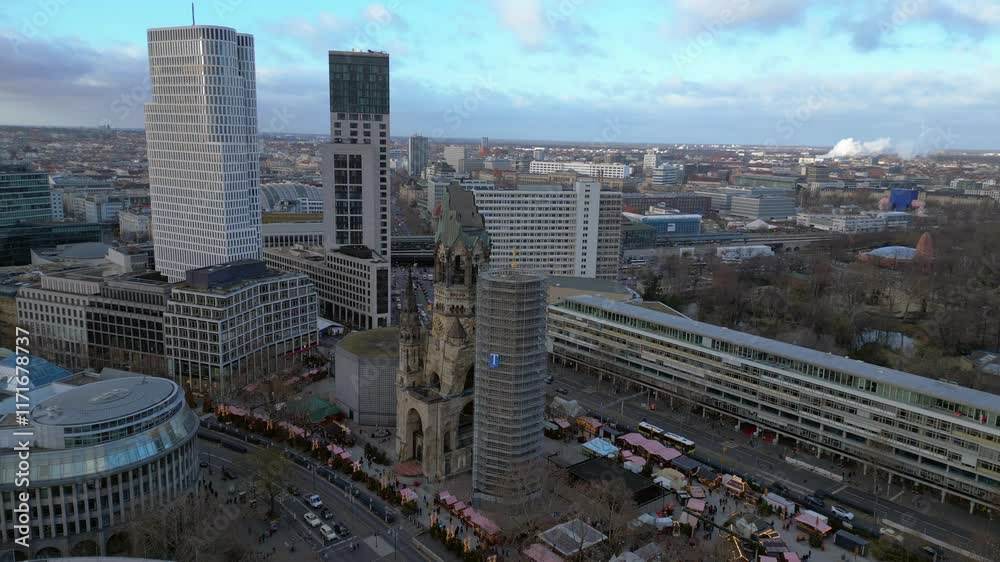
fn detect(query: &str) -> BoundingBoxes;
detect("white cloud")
[671,0,808,34]
[947,0,1000,25]
[492,0,547,48]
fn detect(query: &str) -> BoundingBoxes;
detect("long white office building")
[472,181,622,279]
[528,161,631,179]
[549,295,1000,513]
[145,25,262,282]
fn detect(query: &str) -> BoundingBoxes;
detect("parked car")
[303,512,321,527]
[287,484,301,496]
[831,505,855,521]
[305,494,323,508]
[319,524,338,541]
[556,387,569,395]
[333,523,350,537]
[544,376,554,384]
[803,495,825,509]
[321,508,334,520]
[770,481,789,495]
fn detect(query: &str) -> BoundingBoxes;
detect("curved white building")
[0,376,200,558]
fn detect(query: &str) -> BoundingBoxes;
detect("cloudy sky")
[2,0,999,148]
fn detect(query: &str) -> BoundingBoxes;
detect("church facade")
[395,184,490,480]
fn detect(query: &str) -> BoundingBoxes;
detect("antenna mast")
[191,3,195,25]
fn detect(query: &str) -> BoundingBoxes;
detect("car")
[287,484,301,496]
[303,512,321,527]
[556,387,569,395]
[879,527,903,543]
[222,467,236,480]
[803,495,825,509]
[544,376,554,384]
[831,505,854,521]
[305,494,323,508]
[321,508,334,520]
[333,523,351,537]
[770,481,789,495]
[319,524,338,541]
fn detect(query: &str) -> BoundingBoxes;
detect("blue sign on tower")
[488,353,501,369]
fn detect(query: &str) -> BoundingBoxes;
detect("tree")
[129,493,243,562]
[249,446,292,517]
[641,273,662,301]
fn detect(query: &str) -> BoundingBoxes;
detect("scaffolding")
[472,267,549,506]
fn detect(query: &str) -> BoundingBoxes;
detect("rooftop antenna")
[191,2,195,25]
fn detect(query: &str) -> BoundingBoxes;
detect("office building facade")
[118,209,152,242]
[408,135,430,178]
[0,164,52,226]
[164,260,318,399]
[264,51,391,330]
[0,222,102,267]
[473,268,548,506]
[623,213,702,240]
[328,50,391,260]
[528,161,631,179]
[145,25,262,281]
[0,376,200,558]
[729,195,797,221]
[651,163,684,187]
[548,295,1000,513]
[472,181,622,279]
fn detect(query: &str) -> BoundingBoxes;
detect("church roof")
[435,184,490,251]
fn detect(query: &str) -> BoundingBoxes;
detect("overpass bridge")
[391,235,435,264]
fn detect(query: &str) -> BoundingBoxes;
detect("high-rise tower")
[408,135,430,178]
[472,268,548,506]
[327,50,391,260]
[145,25,261,282]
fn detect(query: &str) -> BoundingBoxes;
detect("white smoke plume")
[822,137,894,159]
[823,127,956,160]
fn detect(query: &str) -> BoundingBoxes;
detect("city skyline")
[1,0,999,149]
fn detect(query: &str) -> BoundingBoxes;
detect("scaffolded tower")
[472,267,548,506]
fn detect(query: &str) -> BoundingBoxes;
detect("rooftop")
[567,457,666,506]
[30,376,176,427]
[338,327,398,358]
[560,295,1000,413]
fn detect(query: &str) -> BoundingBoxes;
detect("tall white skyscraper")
[145,25,262,282]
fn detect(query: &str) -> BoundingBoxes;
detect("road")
[199,429,427,561]
[549,365,976,550]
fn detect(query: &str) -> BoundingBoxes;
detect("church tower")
[397,268,425,387]
[396,184,490,480]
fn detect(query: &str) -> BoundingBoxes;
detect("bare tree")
[249,446,292,517]
[129,493,243,562]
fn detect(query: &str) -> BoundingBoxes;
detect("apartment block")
[471,181,622,279]
[548,295,1000,513]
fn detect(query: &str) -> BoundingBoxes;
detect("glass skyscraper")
[0,164,52,227]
